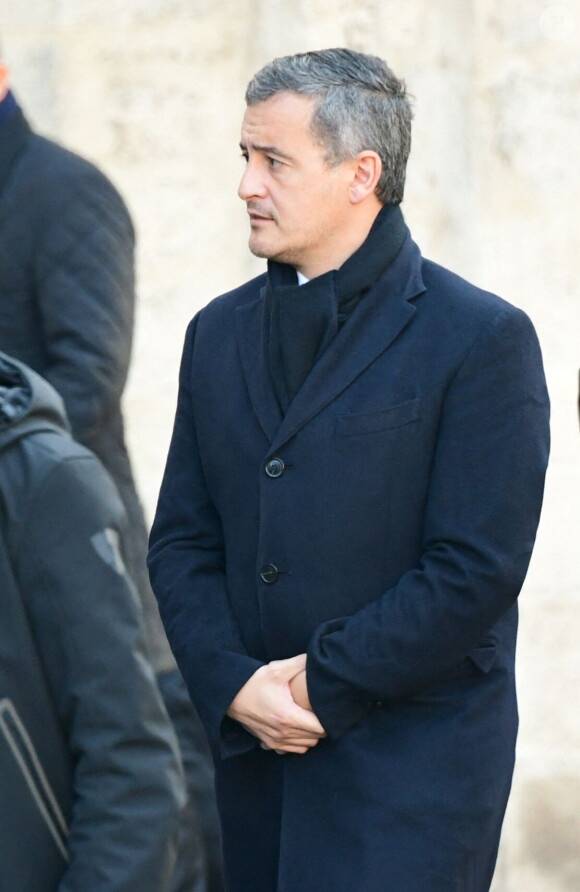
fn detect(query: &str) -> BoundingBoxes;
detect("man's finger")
[262,740,315,754]
[285,702,326,736]
[269,653,307,679]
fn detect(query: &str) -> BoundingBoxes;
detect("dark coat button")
[265,458,285,478]
[259,564,279,584]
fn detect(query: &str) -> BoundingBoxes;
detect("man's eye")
[240,153,249,163]
[268,157,283,169]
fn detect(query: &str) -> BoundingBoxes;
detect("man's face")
[238,92,354,278]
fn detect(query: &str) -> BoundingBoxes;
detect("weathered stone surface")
[494,773,580,892]
[1,0,58,28]
[519,775,580,890]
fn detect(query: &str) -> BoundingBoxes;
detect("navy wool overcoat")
[149,234,550,892]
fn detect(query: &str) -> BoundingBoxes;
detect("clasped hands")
[227,653,326,754]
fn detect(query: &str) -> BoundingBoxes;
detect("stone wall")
[3,2,579,888]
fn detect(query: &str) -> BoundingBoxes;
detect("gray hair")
[245,48,413,205]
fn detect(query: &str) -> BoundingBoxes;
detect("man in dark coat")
[0,60,223,891]
[0,351,184,892]
[148,49,550,892]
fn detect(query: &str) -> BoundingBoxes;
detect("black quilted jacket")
[0,103,134,448]
[0,101,172,672]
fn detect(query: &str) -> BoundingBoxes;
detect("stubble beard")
[248,237,270,261]
[248,230,303,269]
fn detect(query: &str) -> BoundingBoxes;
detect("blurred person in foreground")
[0,58,223,891]
[149,49,550,892]
[0,351,184,891]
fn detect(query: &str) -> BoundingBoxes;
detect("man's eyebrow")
[239,142,294,161]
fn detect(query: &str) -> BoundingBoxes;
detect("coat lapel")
[235,235,425,451]
[270,236,425,452]
[235,286,283,443]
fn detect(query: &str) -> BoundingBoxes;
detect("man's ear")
[0,64,10,101]
[348,151,382,204]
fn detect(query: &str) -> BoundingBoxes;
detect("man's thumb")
[272,652,306,679]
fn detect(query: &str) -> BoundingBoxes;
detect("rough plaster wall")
[2,2,579,888]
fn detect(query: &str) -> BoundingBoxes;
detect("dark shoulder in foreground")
[1,427,117,506]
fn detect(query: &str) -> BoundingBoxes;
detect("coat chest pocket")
[335,397,421,437]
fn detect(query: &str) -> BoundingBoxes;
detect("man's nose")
[238,160,268,201]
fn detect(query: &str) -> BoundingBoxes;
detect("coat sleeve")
[148,316,264,759]
[32,163,135,444]
[306,305,550,738]
[14,451,184,892]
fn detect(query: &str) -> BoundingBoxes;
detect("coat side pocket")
[468,641,498,674]
[435,639,498,686]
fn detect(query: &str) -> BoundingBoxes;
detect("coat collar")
[0,105,32,198]
[236,232,426,451]
[266,203,408,412]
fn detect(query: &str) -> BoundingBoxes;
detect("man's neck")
[296,201,383,280]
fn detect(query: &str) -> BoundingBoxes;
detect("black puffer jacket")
[0,98,172,672]
[0,353,184,892]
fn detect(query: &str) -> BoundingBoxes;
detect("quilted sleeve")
[33,161,135,443]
